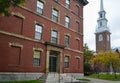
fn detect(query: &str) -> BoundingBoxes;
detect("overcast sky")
[84,0,120,51]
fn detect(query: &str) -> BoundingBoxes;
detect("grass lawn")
[87,74,120,81]
[0,80,43,83]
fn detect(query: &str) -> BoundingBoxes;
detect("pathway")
[86,78,120,83]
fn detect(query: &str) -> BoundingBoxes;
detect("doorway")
[49,51,59,72]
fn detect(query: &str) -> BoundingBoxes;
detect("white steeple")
[95,0,110,34]
[100,0,104,11]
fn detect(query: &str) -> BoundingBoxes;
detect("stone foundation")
[63,73,84,78]
[0,72,43,82]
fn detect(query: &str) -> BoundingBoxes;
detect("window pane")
[65,16,70,28]
[51,30,58,44]
[66,0,70,4]
[53,16,58,22]
[37,0,44,14]
[52,9,58,22]
[65,22,70,28]
[35,32,41,40]
[52,37,57,44]
[66,0,70,8]
[34,58,40,66]
[65,16,69,22]
[55,0,59,2]
[52,30,58,37]
[53,9,58,16]
[64,56,69,68]
[65,35,69,47]
[34,51,41,58]
[35,24,42,32]
[33,51,41,66]
[65,56,69,62]
[35,24,42,40]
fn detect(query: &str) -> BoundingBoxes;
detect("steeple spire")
[100,0,104,11]
[95,0,110,34]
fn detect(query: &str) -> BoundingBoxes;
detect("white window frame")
[51,30,58,44]
[66,0,70,9]
[65,16,70,28]
[52,9,59,22]
[65,35,70,47]
[35,24,42,40]
[37,0,44,15]
[64,56,69,68]
[33,50,42,67]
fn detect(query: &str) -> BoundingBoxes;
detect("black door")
[49,56,57,72]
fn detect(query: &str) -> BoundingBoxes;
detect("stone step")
[45,73,78,83]
[38,74,48,82]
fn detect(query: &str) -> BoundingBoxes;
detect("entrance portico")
[45,42,64,73]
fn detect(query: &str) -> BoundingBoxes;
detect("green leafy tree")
[84,44,94,63]
[0,0,25,16]
[83,44,94,75]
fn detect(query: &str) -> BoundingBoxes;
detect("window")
[100,13,102,18]
[51,30,58,44]
[52,9,59,22]
[100,21,102,27]
[66,0,70,9]
[99,34,103,41]
[37,0,44,15]
[55,0,59,2]
[33,50,41,67]
[64,56,69,68]
[35,24,42,40]
[65,16,70,28]
[107,35,109,41]
[65,35,70,47]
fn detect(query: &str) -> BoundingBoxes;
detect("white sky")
[84,0,120,51]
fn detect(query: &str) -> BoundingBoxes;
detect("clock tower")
[95,0,111,52]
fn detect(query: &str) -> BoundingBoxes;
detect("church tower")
[95,0,111,52]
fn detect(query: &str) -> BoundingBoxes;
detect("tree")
[90,51,120,78]
[90,53,102,78]
[83,44,94,75]
[0,0,25,16]
[84,44,94,63]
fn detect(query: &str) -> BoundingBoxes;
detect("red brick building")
[0,0,88,81]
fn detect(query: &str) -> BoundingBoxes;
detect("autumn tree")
[0,0,25,16]
[90,51,120,78]
[90,52,103,77]
[109,52,120,78]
